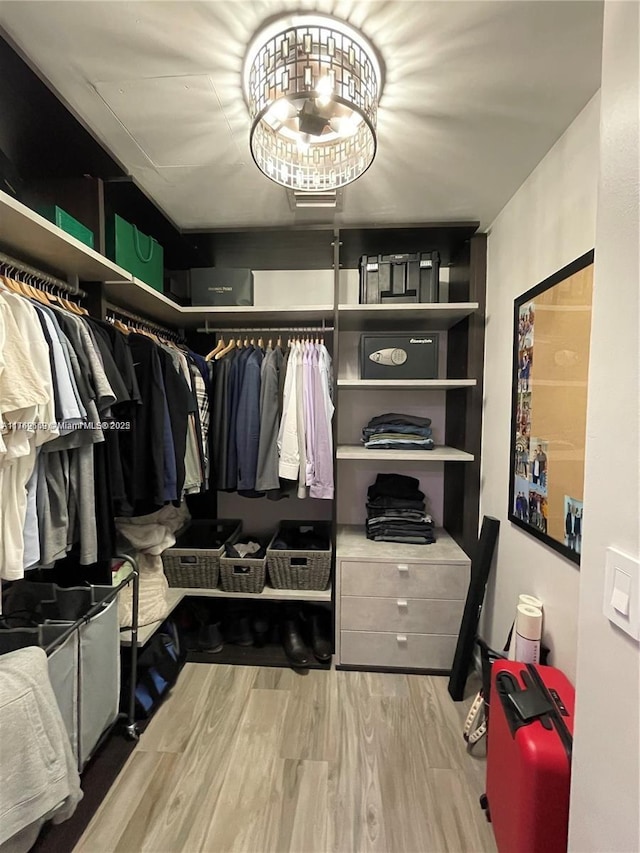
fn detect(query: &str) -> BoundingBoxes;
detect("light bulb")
[267,99,293,124]
[337,112,361,137]
[315,76,333,107]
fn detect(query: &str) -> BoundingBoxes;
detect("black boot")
[198,621,223,653]
[252,613,270,648]
[280,611,311,667]
[225,613,254,646]
[309,610,332,662]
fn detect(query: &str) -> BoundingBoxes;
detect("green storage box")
[106,214,164,292]
[40,205,94,249]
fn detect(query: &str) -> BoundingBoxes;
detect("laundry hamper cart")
[0,569,139,770]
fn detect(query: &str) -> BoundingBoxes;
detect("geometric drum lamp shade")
[242,14,383,192]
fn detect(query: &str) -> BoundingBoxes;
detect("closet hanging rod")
[196,322,335,335]
[105,301,185,341]
[0,249,86,297]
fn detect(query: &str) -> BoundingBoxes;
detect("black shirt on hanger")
[126,334,166,515]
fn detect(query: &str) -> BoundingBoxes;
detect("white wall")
[480,94,600,680]
[569,3,640,850]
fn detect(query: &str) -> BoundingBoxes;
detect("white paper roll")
[519,594,543,611]
[516,604,543,640]
[508,596,544,660]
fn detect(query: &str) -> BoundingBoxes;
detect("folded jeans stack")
[362,413,434,450]
[366,473,435,545]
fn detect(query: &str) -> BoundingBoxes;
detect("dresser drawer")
[341,596,464,635]
[340,631,457,670]
[340,560,469,599]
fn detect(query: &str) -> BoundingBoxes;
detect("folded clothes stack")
[362,413,434,450]
[366,473,436,545]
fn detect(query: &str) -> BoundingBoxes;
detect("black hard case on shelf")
[359,251,440,304]
[360,333,439,379]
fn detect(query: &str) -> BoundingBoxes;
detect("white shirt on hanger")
[278,341,301,481]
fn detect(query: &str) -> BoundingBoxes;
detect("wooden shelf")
[104,277,185,325]
[336,524,470,562]
[179,585,332,602]
[0,193,335,330]
[337,444,474,462]
[337,379,476,390]
[120,585,332,647]
[0,189,132,282]
[102,283,335,330]
[180,304,335,330]
[338,302,479,331]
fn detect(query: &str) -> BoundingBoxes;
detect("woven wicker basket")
[219,532,267,594]
[162,520,241,589]
[266,521,332,590]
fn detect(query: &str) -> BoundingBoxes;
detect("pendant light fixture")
[243,14,383,193]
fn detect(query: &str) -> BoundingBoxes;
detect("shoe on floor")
[280,613,311,667]
[198,622,223,653]
[225,615,254,646]
[252,615,270,648]
[309,610,332,662]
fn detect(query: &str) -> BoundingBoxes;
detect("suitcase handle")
[495,672,530,738]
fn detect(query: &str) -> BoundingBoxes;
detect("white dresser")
[335,525,470,672]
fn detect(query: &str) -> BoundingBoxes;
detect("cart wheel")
[125,722,140,742]
[479,793,489,811]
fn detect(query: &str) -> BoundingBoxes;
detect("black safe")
[360,333,439,380]
[190,267,254,306]
[359,251,440,304]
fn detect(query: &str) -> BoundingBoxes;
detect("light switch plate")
[603,547,640,640]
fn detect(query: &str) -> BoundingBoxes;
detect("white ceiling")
[0,0,603,231]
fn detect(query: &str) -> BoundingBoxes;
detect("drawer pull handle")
[397,564,409,574]
[397,599,408,609]
[397,634,408,644]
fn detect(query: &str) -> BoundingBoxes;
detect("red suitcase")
[483,661,575,853]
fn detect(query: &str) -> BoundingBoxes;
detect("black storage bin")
[360,332,439,379]
[190,267,254,306]
[359,251,440,304]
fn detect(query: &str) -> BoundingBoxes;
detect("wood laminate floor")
[74,664,496,853]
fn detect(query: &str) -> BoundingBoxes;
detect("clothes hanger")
[215,337,236,360]
[0,274,22,295]
[64,293,84,315]
[276,335,282,348]
[46,283,67,310]
[205,336,225,361]
[6,272,30,298]
[71,292,89,316]
[114,317,131,334]
[24,273,50,306]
